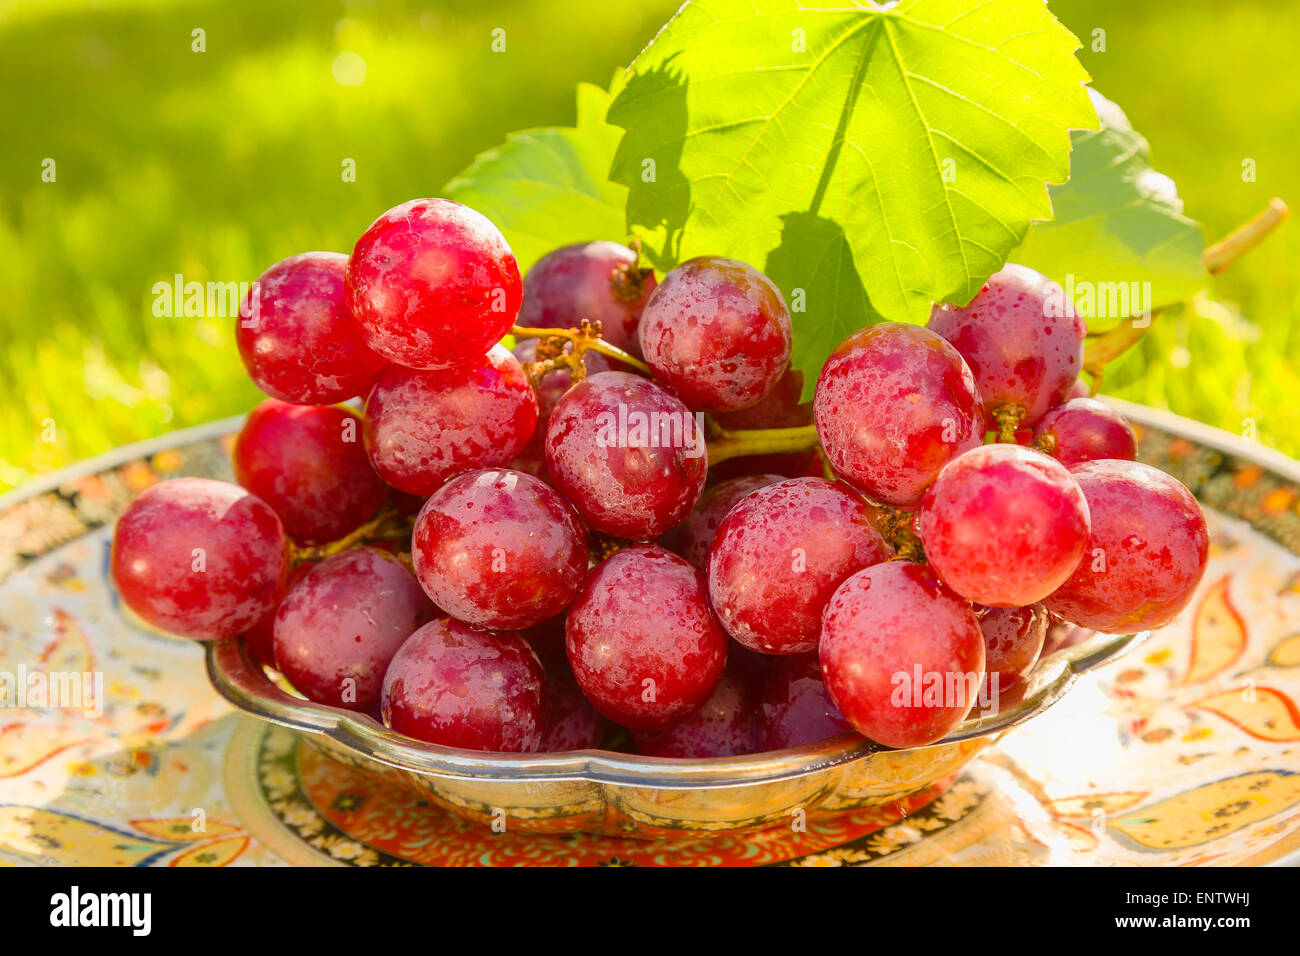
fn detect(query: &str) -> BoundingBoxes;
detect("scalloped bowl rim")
[206,627,1147,789]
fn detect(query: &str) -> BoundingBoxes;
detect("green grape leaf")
[1011,88,1206,328]
[444,79,628,272]
[607,0,1097,398]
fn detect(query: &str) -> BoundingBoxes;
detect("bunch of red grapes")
[111,197,1210,756]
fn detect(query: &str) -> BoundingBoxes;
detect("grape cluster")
[110,196,1209,758]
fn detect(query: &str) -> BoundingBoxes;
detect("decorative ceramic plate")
[2,400,1299,865]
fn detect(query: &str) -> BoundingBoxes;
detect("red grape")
[111,478,287,641]
[363,344,537,496]
[565,545,727,730]
[917,444,1091,606]
[530,637,607,752]
[1044,459,1209,633]
[381,618,545,752]
[727,640,775,687]
[711,366,808,431]
[976,603,1048,692]
[928,264,1086,427]
[411,468,587,630]
[1034,397,1138,467]
[520,612,567,652]
[820,561,985,749]
[814,323,985,507]
[508,337,613,477]
[389,490,428,516]
[707,477,891,654]
[544,371,706,540]
[232,399,388,543]
[273,548,434,711]
[345,198,521,370]
[709,367,817,480]
[517,241,656,358]
[235,252,387,405]
[242,610,277,672]
[243,561,315,671]
[759,652,854,751]
[1042,618,1090,657]
[632,657,761,758]
[637,256,792,412]
[666,473,783,571]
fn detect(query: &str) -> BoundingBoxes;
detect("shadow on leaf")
[765,212,883,401]
[608,55,691,272]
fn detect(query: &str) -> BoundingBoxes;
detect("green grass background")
[1,0,1296,491]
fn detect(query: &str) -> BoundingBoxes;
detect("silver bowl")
[206,627,1145,838]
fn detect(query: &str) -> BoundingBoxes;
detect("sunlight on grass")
[1054,0,1300,454]
[0,0,1296,490]
[0,0,678,489]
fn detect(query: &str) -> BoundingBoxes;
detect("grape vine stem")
[289,504,412,564]
[511,324,652,374]
[704,423,820,465]
[1082,199,1288,381]
[1202,198,1289,273]
[876,505,927,563]
[991,405,1026,443]
[511,323,823,464]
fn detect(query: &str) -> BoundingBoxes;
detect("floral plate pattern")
[1,400,1298,866]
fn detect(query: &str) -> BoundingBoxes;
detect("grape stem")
[1202,198,1289,273]
[289,504,412,564]
[1078,199,1287,382]
[593,533,635,561]
[512,321,824,464]
[511,323,652,375]
[609,238,655,303]
[1084,318,1155,376]
[991,405,1026,443]
[704,423,820,465]
[876,505,926,563]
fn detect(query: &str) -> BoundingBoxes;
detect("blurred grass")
[1050,0,1300,457]
[0,0,680,489]
[0,0,1297,492]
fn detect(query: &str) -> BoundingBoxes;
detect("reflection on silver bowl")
[206,626,1144,838]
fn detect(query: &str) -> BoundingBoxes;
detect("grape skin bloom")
[346,197,522,370]
[814,323,985,508]
[1044,459,1209,633]
[566,545,728,731]
[363,344,537,496]
[411,468,588,630]
[544,371,707,540]
[111,478,288,641]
